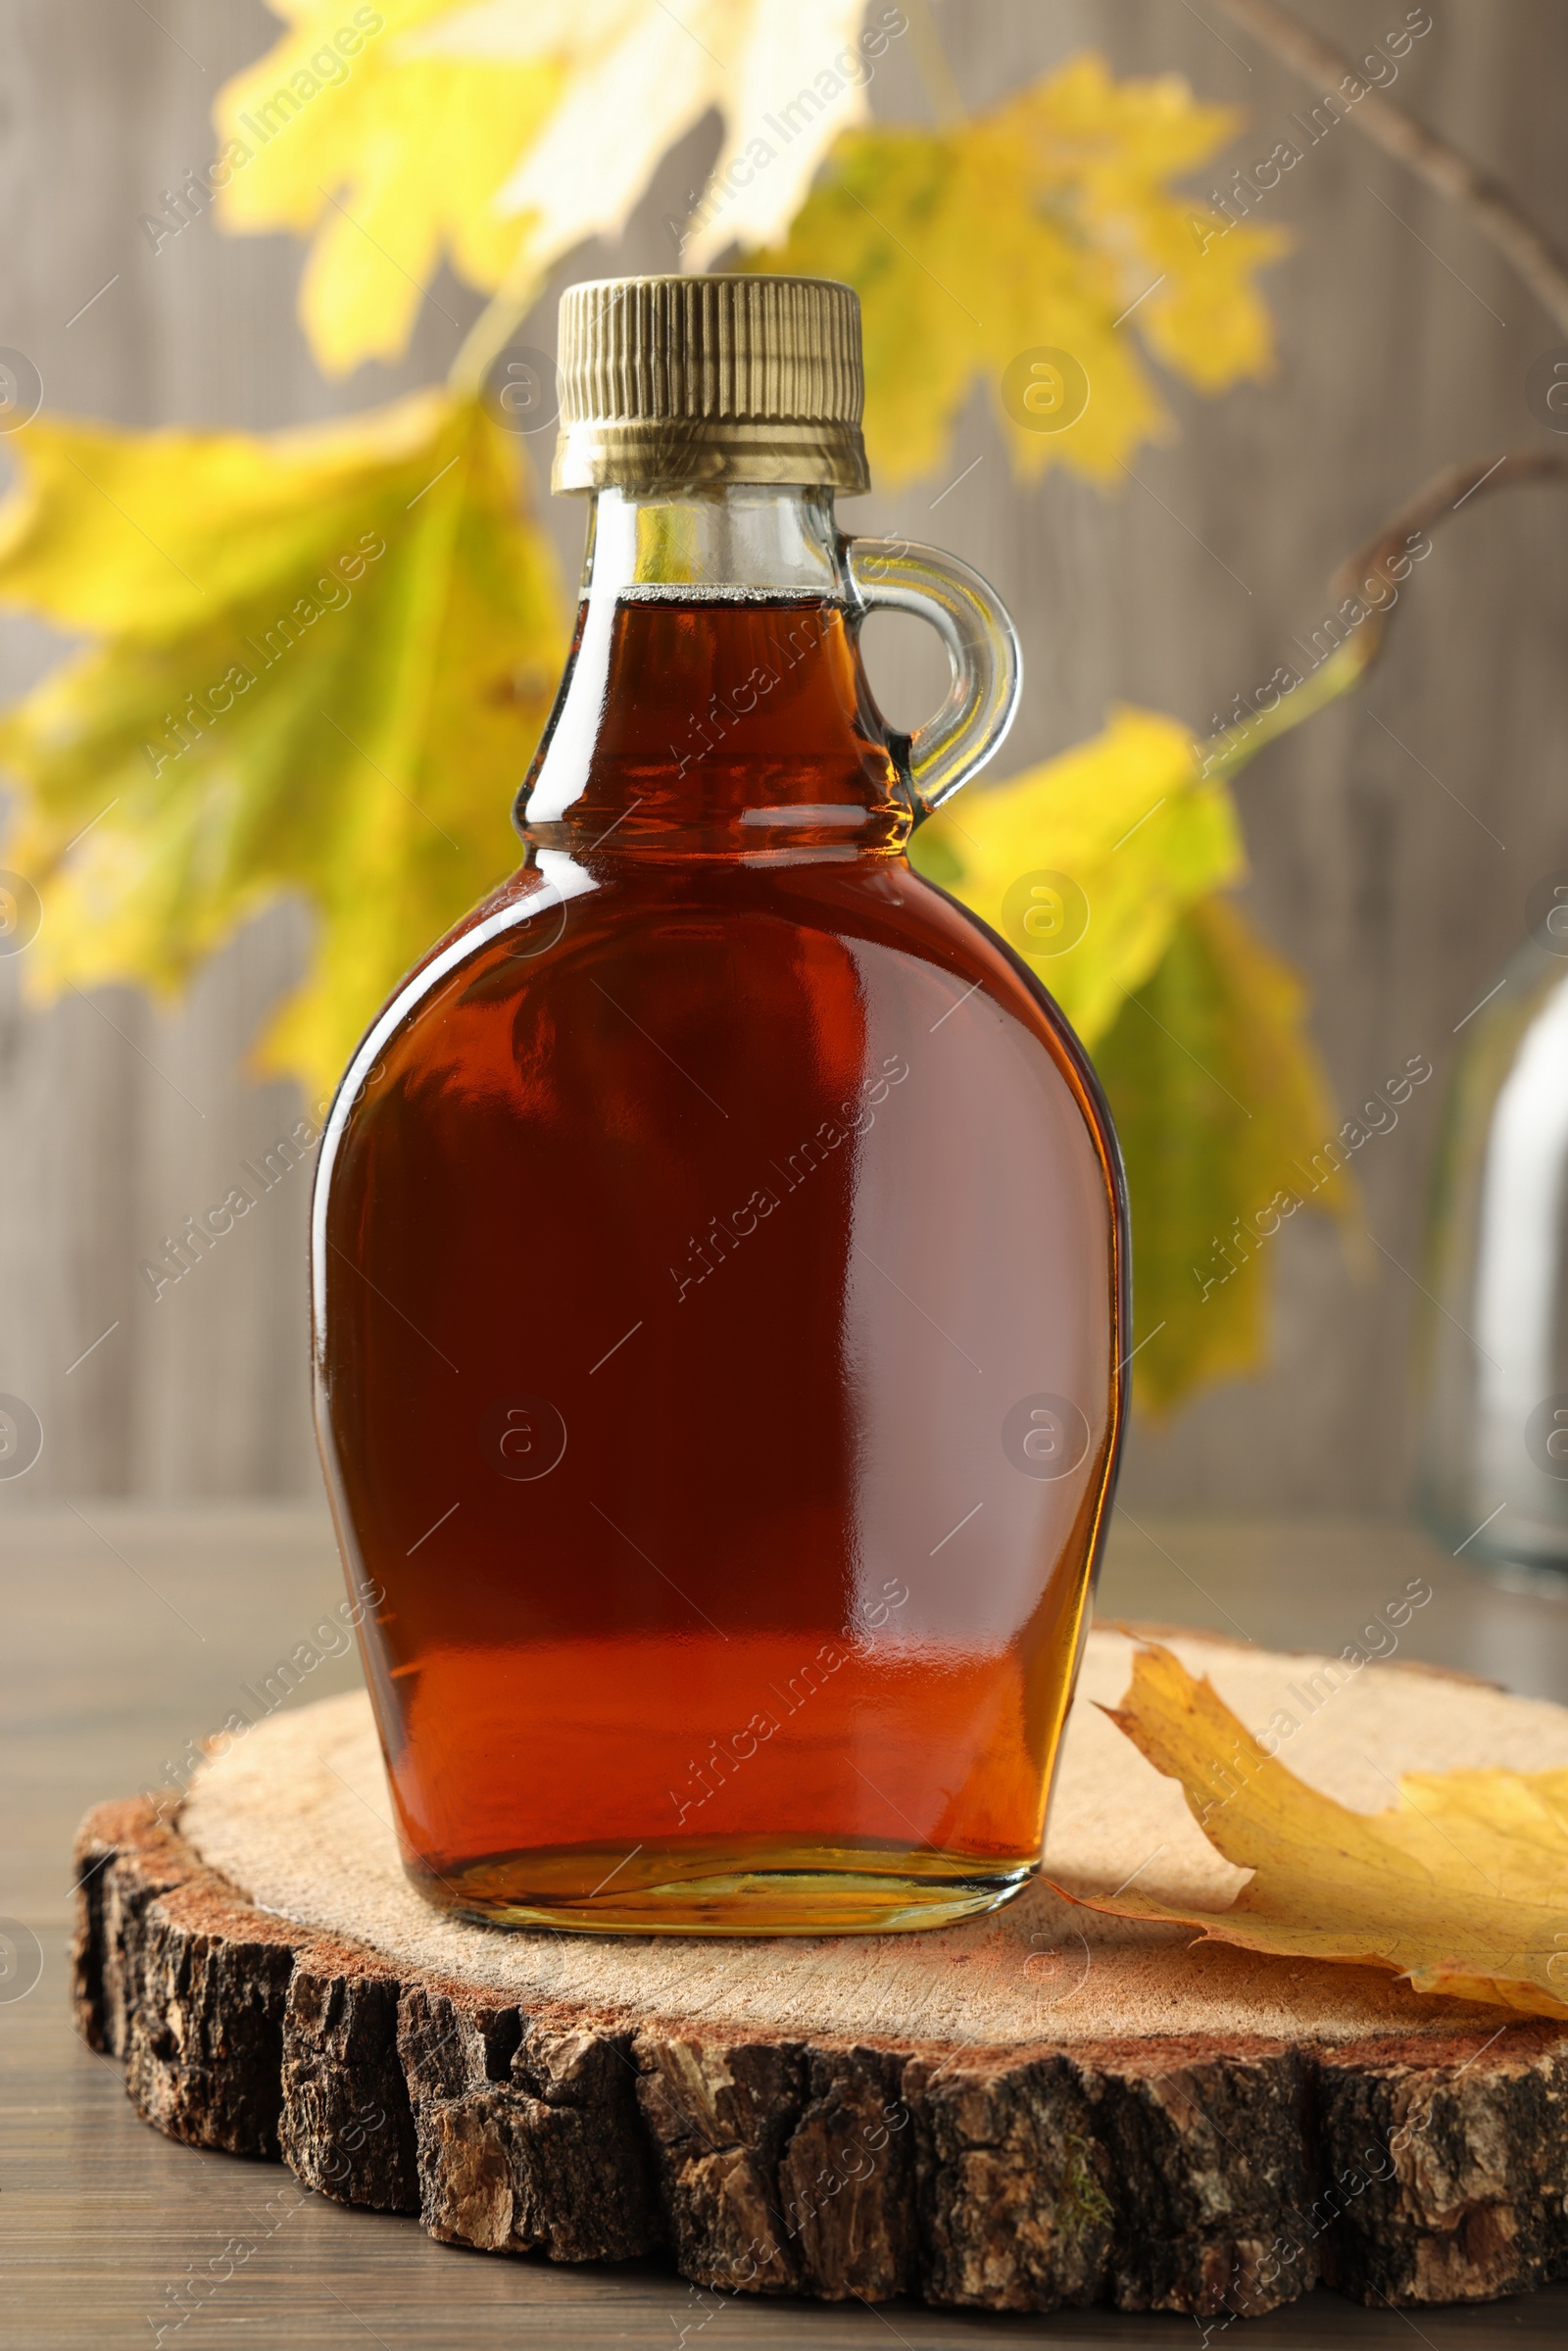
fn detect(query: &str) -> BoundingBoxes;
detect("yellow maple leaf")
[910,705,1244,1047]
[1092,894,1355,1413]
[417,0,887,269]
[212,2,561,377]
[1074,1642,1568,2022]
[911,709,1354,1415]
[0,392,565,1094]
[212,1,885,377]
[754,51,1287,485]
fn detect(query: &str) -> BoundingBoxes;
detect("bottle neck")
[582,481,847,600]
[517,484,908,858]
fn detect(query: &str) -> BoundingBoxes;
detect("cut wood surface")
[74,1628,1568,2320]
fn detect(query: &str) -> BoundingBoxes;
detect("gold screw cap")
[552,274,869,496]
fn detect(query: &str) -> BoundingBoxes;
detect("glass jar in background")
[1417,883,1568,1577]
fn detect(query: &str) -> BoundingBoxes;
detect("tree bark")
[74,1634,1568,2318]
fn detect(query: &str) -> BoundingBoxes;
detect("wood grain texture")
[1,3,1566,1511]
[73,1628,1568,2318]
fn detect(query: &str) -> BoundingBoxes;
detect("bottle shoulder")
[324,852,1113,1178]
[369,854,1080,1046]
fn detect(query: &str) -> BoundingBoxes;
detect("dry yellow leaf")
[1091,895,1356,1415]
[1073,1641,1568,2022]
[912,712,1355,1415]
[911,706,1245,1050]
[211,1,885,376]
[212,2,561,377]
[418,0,886,269]
[0,391,565,1095]
[756,52,1288,486]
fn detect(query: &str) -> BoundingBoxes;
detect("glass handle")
[843,534,1022,820]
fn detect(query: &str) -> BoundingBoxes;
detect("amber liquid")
[315,594,1126,1932]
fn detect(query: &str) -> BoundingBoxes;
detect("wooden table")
[6,1503,1568,2347]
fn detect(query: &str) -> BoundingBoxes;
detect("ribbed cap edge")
[553,275,868,494]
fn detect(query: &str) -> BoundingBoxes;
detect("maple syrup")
[313,277,1126,1932]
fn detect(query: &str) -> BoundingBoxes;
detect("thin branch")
[1328,448,1568,661]
[1201,449,1568,781]
[446,244,549,402]
[905,0,966,127]
[1208,0,1568,337]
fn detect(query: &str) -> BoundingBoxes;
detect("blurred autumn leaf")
[215,0,886,377]
[755,52,1287,484]
[913,712,1354,1411]
[1078,1641,1568,2022]
[0,393,564,1093]
[416,0,887,271]
[911,706,1245,1044]
[1093,896,1354,1413]
[213,2,559,378]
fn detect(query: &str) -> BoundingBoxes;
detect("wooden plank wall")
[0,0,1563,1507]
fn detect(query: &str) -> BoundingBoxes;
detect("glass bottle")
[1417,911,1568,1578]
[313,275,1128,1933]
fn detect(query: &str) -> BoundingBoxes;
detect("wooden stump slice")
[74,1626,1568,2319]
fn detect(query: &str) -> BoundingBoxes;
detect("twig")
[1208,0,1568,336]
[905,0,966,127]
[446,244,549,402]
[1201,449,1568,780]
[1327,447,1568,665]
